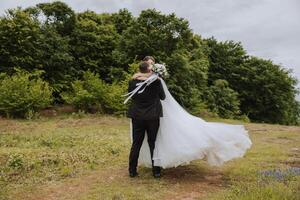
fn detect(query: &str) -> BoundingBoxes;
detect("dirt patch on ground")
[0,118,40,133]
[14,164,225,200]
[15,167,125,200]
[162,165,225,200]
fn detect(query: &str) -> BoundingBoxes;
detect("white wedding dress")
[129,77,252,169]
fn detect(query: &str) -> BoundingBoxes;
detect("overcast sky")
[1,0,299,99]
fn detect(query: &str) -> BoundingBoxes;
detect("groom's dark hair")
[139,62,150,73]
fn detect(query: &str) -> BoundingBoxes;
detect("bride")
[125,58,252,169]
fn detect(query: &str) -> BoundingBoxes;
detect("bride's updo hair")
[143,56,155,63]
[139,62,150,73]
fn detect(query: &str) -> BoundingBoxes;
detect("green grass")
[205,122,300,200]
[0,114,299,200]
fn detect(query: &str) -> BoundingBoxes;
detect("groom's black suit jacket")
[127,78,166,120]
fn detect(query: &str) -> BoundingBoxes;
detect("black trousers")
[129,118,160,173]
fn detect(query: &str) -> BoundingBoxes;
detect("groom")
[127,59,166,178]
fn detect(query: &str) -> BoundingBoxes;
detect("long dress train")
[130,79,252,169]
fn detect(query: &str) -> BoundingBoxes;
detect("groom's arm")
[128,80,138,100]
[128,80,134,93]
[158,80,166,100]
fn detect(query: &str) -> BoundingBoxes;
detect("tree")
[70,11,120,82]
[204,79,241,118]
[38,26,75,98]
[205,37,300,124]
[114,9,194,66]
[242,57,300,124]
[111,9,134,34]
[205,37,248,87]
[36,1,76,36]
[25,2,77,100]
[114,9,209,109]
[0,8,43,74]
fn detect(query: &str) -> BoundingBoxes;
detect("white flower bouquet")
[152,63,169,78]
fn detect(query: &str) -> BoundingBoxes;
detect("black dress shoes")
[152,166,161,178]
[153,171,161,178]
[129,171,139,178]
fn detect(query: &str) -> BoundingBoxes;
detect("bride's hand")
[136,76,148,81]
[132,71,152,79]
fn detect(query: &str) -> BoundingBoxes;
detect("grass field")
[0,113,299,200]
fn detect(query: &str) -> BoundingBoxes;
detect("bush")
[234,114,251,123]
[61,70,128,114]
[0,68,53,118]
[61,70,107,112]
[102,82,127,114]
[190,101,219,118]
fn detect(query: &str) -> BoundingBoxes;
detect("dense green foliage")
[0,68,53,118]
[205,38,300,124]
[61,70,127,114]
[0,1,299,124]
[204,79,241,118]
